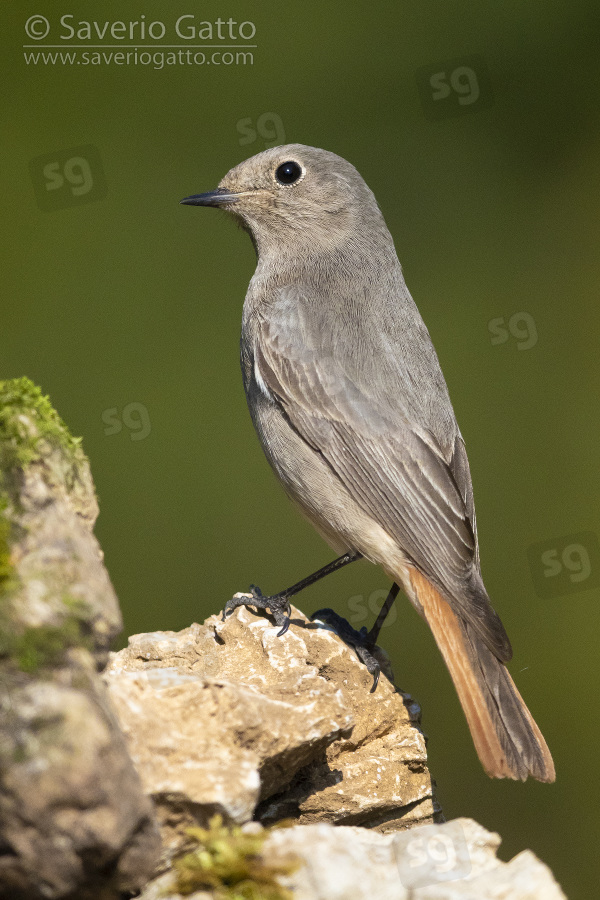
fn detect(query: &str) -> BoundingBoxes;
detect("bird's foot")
[310,607,381,692]
[222,585,292,636]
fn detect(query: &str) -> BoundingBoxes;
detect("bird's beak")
[180,188,240,207]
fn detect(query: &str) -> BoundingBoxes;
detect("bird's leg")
[222,550,362,636]
[366,581,400,646]
[311,582,400,692]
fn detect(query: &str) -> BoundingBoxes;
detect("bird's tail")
[408,569,555,782]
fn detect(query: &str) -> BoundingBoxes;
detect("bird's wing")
[253,295,509,659]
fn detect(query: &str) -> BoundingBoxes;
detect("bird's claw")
[221,586,292,636]
[221,590,254,621]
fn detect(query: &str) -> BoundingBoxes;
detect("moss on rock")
[0,377,85,480]
[175,815,299,899]
[11,618,91,673]
[0,379,104,668]
[0,499,14,591]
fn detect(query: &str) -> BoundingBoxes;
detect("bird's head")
[181,143,389,258]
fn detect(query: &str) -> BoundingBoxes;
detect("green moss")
[174,815,299,899]
[0,498,13,592]
[0,377,84,475]
[61,592,91,619]
[0,381,94,670]
[14,619,87,673]
[0,616,92,674]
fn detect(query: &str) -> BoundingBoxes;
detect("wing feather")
[254,314,511,661]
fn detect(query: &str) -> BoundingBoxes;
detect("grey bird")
[181,144,555,782]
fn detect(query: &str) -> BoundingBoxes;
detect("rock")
[138,818,567,900]
[0,379,160,899]
[254,611,436,832]
[103,602,440,864]
[0,378,122,665]
[0,665,159,900]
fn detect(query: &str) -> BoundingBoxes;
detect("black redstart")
[181,144,555,782]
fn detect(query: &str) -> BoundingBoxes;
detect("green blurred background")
[3,2,599,896]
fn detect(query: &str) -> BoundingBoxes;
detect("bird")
[181,144,555,783]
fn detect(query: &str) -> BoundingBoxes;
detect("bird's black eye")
[275,161,303,185]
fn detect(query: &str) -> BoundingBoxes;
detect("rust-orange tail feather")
[408,569,555,783]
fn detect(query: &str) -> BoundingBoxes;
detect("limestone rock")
[0,379,160,899]
[103,602,440,862]
[0,378,122,664]
[254,610,436,831]
[138,818,567,900]
[0,665,159,900]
